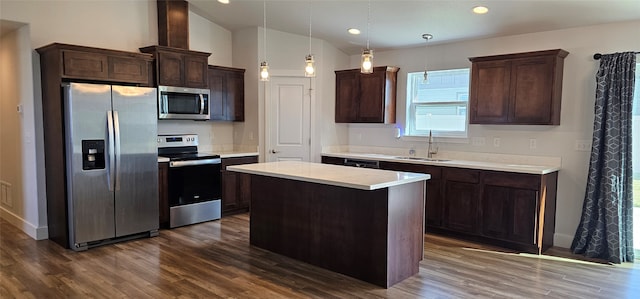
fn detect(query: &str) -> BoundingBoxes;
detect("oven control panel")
[157,134,199,148]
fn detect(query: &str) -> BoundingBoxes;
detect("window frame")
[404,68,471,139]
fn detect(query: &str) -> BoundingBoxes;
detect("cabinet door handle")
[270,149,280,154]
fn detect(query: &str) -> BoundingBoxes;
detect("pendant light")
[260,0,269,81]
[422,33,433,82]
[360,0,373,74]
[304,0,316,77]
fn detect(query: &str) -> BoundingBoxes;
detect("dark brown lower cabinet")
[221,156,258,215]
[480,171,557,253]
[443,169,481,234]
[325,156,558,254]
[158,162,169,228]
[482,185,536,243]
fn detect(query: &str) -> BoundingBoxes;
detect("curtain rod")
[593,52,640,60]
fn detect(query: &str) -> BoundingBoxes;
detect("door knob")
[270,149,280,154]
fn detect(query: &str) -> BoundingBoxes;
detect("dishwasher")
[343,158,380,169]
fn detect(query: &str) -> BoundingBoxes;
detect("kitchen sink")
[395,156,450,162]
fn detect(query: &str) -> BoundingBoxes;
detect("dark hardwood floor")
[1,213,638,298]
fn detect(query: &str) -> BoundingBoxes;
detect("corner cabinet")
[469,49,568,125]
[208,65,245,121]
[139,45,210,88]
[335,66,399,123]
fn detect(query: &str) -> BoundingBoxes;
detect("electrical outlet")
[0,181,12,208]
[575,140,591,151]
[249,132,254,140]
[472,137,486,146]
[529,139,537,149]
[493,137,501,147]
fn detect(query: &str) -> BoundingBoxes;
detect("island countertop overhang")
[227,161,430,191]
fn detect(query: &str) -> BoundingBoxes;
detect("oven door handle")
[170,158,221,167]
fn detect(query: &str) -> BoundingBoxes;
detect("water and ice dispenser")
[82,140,105,170]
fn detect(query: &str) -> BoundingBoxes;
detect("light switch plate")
[575,140,591,151]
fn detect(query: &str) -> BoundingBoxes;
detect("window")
[405,68,470,138]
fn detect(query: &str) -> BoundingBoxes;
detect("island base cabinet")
[249,175,425,288]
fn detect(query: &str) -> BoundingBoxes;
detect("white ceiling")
[188,0,640,55]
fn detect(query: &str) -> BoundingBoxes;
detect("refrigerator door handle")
[107,110,116,191]
[199,94,205,115]
[113,110,121,191]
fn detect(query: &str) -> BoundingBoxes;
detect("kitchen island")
[227,161,430,288]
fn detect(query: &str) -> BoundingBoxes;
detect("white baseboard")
[554,233,574,249]
[0,207,48,240]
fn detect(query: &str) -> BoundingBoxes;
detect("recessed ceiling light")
[472,6,489,14]
[348,28,361,35]
[218,0,229,4]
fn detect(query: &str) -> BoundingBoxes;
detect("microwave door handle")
[163,95,168,114]
[199,94,205,114]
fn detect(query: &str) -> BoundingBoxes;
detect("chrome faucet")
[427,130,438,158]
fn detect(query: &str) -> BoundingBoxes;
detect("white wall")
[1,0,157,51]
[189,10,232,66]
[0,22,47,239]
[231,27,260,154]
[346,20,640,248]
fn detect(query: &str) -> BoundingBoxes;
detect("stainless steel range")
[158,134,221,228]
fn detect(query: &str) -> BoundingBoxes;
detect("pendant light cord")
[263,0,267,61]
[308,0,312,53]
[366,0,371,50]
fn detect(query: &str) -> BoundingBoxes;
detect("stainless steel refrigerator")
[64,83,159,251]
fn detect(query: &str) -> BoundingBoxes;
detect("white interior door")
[266,76,311,162]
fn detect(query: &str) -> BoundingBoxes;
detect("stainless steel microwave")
[158,86,210,120]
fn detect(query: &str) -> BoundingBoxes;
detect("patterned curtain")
[571,52,636,264]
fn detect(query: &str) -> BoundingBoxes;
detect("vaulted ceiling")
[189,0,640,54]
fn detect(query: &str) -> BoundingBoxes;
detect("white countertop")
[323,152,560,175]
[158,151,257,163]
[227,161,430,191]
[218,151,259,159]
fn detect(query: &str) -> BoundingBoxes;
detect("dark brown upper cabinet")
[208,65,245,121]
[38,43,153,85]
[469,49,568,125]
[139,45,210,88]
[335,66,399,123]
